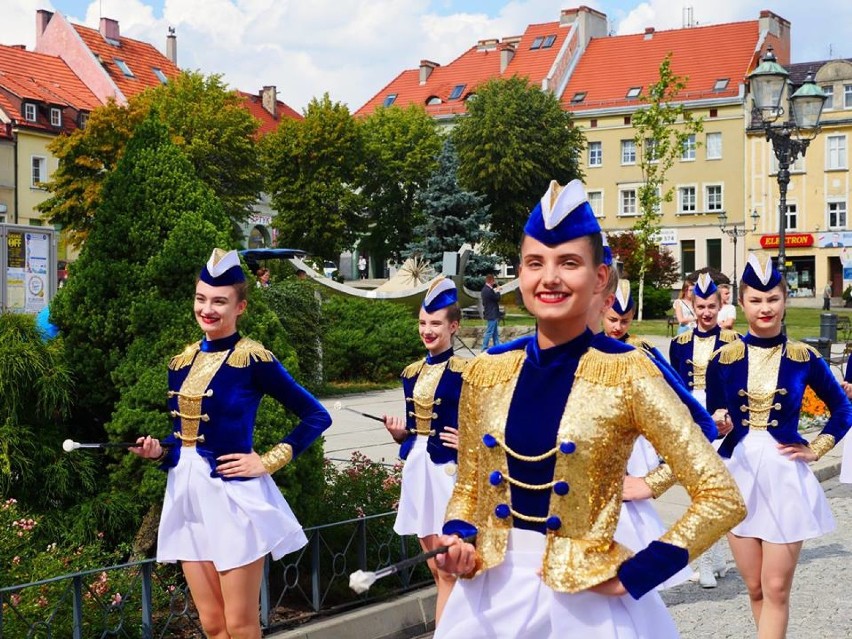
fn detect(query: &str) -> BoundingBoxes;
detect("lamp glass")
[791,87,825,131]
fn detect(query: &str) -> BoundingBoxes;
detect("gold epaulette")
[447,356,469,374]
[462,350,526,388]
[401,359,426,379]
[719,329,741,343]
[169,341,201,370]
[674,330,693,345]
[715,339,745,364]
[785,340,819,362]
[626,335,654,352]
[226,338,275,368]
[575,347,661,386]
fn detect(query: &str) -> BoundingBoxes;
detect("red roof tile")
[72,23,180,99]
[238,91,302,136]
[0,44,101,134]
[356,20,569,117]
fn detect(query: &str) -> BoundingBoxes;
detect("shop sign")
[759,233,813,249]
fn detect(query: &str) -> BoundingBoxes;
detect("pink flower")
[111,593,122,606]
[12,556,20,565]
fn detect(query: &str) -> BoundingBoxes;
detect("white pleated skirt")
[727,430,835,543]
[626,436,660,477]
[840,435,852,484]
[157,446,307,571]
[394,436,456,538]
[435,529,679,639]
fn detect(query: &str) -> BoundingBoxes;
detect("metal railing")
[0,512,430,638]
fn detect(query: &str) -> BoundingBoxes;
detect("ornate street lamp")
[718,210,760,300]
[748,47,827,286]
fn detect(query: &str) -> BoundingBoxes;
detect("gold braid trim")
[447,356,469,374]
[169,342,201,370]
[226,338,274,368]
[626,335,654,352]
[809,434,836,460]
[785,341,818,362]
[260,443,293,474]
[401,359,426,379]
[716,340,746,364]
[719,329,741,343]
[462,351,526,388]
[674,330,693,345]
[575,348,660,387]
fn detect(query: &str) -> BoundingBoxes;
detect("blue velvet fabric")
[486,334,534,355]
[423,288,458,313]
[617,541,689,599]
[668,325,726,391]
[523,201,601,246]
[706,333,852,458]
[398,348,463,464]
[160,332,331,479]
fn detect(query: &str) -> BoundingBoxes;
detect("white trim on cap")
[539,179,588,231]
[424,276,456,307]
[695,272,713,296]
[207,249,241,277]
[746,253,772,286]
[615,280,631,311]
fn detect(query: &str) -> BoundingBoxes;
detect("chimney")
[644,27,655,40]
[261,86,277,118]
[100,17,120,42]
[36,10,53,48]
[560,6,608,48]
[500,43,515,73]
[419,60,439,85]
[10,45,26,50]
[166,26,177,64]
[476,38,499,52]
[758,10,791,65]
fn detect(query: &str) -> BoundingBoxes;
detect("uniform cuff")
[443,519,478,539]
[810,434,836,460]
[643,464,675,499]
[617,541,689,599]
[260,443,293,474]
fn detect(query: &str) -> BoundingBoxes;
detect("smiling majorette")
[705,253,852,638]
[132,248,331,639]
[433,180,745,639]
[383,276,467,624]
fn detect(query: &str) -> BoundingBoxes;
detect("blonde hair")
[604,264,619,296]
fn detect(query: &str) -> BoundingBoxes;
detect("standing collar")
[526,329,594,367]
[426,347,454,365]
[693,325,721,339]
[743,332,786,348]
[200,332,242,352]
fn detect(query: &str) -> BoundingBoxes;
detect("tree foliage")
[631,54,703,319]
[359,105,442,265]
[263,94,366,259]
[607,231,680,288]
[452,77,585,261]
[39,72,262,246]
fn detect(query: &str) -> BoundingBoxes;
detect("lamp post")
[718,209,760,300]
[747,47,827,286]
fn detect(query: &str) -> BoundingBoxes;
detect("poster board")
[1,224,56,314]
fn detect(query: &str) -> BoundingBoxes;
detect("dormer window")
[542,35,557,49]
[23,103,37,122]
[571,92,586,104]
[383,94,397,107]
[449,84,466,100]
[114,58,134,77]
[426,96,442,106]
[713,78,729,91]
[152,68,168,84]
[50,108,62,127]
[626,87,642,99]
[79,112,90,129]
[530,36,544,50]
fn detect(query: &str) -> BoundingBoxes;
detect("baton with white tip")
[62,439,175,453]
[333,401,385,423]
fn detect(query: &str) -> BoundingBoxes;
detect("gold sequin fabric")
[260,443,293,474]
[810,433,836,460]
[410,360,447,435]
[174,350,229,446]
[744,343,783,430]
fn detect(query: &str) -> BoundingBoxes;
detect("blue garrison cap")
[693,273,718,299]
[200,248,245,286]
[741,252,782,292]
[612,279,634,315]
[523,179,601,246]
[423,276,457,313]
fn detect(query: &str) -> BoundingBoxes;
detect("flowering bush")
[799,386,829,431]
[318,451,402,524]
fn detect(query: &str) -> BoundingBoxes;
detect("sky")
[2,0,851,112]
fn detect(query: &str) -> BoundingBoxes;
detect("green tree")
[39,72,262,245]
[406,138,496,286]
[452,77,585,261]
[606,231,679,288]
[631,54,703,319]
[359,105,442,267]
[263,94,366,260]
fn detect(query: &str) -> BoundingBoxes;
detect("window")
[644,138,658,162]
[449,84,466,100]
[626,87,641,99]
[785,203,798,230]
[713,78,729,91]
[588,141,602,167]
[621,140,636,164]
[827,135,847,170]
[822,85,834,110]
[681,134,696,160]
[706,132,722,160]
[383,94,397,107]
[706,185,723,212]
[619,188,637,216]
[79,112,89,129]
[24,103,37,122]
[50,108,61,127]
[846,84,852,109]
[828,201,847,228]
[590,118,597,128]
[706,238,722,271]
[678,186,696,213]
[31,156,47,188]
[770,152,804,174]
[709,108,718,118]
[571,92,586,103]
[623,116,631,125]
[530,36,544,50]
[681,240,696,277]
[426,96,442,105]
[152,67,168,84]
[588,191,603,218]
[114,58,134,77]
[542,35,557,49]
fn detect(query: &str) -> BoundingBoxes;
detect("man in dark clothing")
[480,274,501,350]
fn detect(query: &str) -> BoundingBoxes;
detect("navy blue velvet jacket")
[160,332,331,479]
[669,325,740,392]
[399,348,464,465]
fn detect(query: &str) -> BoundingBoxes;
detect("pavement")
[271,335,851,639]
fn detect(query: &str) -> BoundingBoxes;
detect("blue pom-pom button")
[495,504,511,519]
[489,470,503,486]
[559,441,576,454]
[553,481,570,496]
[546,516,562,531]
[483,433,497,448]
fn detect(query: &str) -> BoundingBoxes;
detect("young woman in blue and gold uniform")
[133,249,331,639]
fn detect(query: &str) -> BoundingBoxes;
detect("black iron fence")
[0,511,431,638]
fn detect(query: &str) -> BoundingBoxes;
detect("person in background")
[717,283,737,330]
[358,255,368,280]
[256,267,271,288]
[823,281,833,311]
[480,274,501,351]
[673,279,697,335]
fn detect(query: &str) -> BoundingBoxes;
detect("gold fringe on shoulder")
[168,341,201,370]
[448,356,469,374]
[226,337,275,368]
[575,348,661,386]
[462,351,525,388]
[401,359,426,379]
[674,330,693,345]
[785,340,818,362]
[719,329,741,343]
[716,340,745,364]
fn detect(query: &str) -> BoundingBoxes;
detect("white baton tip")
[333,401,343,410]
[62,439,77,452]
[348,570,375,594]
